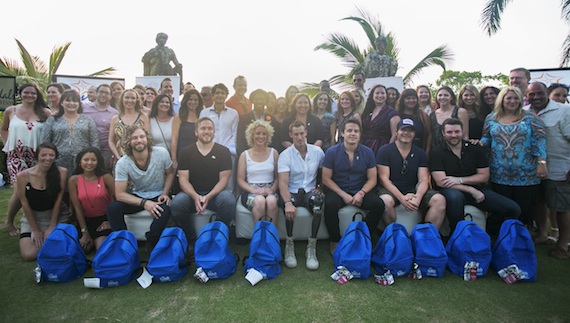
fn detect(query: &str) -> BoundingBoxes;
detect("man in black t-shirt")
[171,117,236,244]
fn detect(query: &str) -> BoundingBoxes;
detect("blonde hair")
[458,85,481,117]
[493,86,525,123]
[245,120,274,147]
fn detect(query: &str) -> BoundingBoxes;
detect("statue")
[142,33,183,79]
[363,36,398,78]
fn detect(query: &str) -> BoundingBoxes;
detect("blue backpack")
[37,223,89,283]
[371,222,413,277]
[92,230,141,287]
[411,223,447,278]
[446,220,492,277]
[147,227,188,282]
[195,220,237,279]
[244,220,281,279]
[333,216,372,279]
[492,219,537,282]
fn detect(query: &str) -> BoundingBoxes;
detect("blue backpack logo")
[148,227,188,282]
[372,222,413,277]
[92,230,141,287]
[37,223,89,283]
[492,219,537,282]
[244,220,281,279]
[333,219,372,279]
[411,223,447,278]
[195,221,237,280]
[446,220,492,278]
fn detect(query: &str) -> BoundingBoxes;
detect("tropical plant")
[480,0,570,66]
[311,7,453,90]
[435,70,508,93]
[0,38,116,91]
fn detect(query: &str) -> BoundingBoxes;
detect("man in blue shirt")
[323,119,386,254]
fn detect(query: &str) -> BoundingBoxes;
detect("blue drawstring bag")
[195,220,237,280]
[411,223,447,278]
[333,214,372,279]
[244,220,281,279]
[147,227,188,282]
[92,230,140,287]
[446,220,492,278]
[492,219,537,282]
[37,223,89,283]
[371,222,413,277]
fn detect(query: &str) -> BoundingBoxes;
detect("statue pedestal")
[364,76,403,97]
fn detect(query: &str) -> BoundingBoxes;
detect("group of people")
[1,67,569,267]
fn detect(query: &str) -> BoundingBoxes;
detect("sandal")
[534,236,555,245]
[549,247,570,260]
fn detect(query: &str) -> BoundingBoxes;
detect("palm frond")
[562,0,570,21]
[403,45,454,85]
[87,67,118,77]
[0,57,24,76]
[560,32,570,67]
[15,39,41,79]
[480,0,513,36]
[341,15,380,49]
[314,33,366,66]
[48,42,72,77]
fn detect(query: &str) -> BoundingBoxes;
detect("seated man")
[323,119,387,254]
[278,121,325,270]
[429,118,521,237]
[107,125,174,252]
[377,118,445,229]
[171,117,236,247]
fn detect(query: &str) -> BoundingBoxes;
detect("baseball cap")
[397,118,415,131]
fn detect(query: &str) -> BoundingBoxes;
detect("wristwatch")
[81,228,88,233]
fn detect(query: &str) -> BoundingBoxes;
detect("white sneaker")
[284,237,297,268]
[306,237,319,270]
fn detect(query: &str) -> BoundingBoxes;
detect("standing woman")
[396,88,432,154]
[145,87,158,110]
[479,86,500,117]
[430,86,469,148]
[285,85,300,114]
[17,143,68,261]
[109,81,125,108]
[361,84,400,154]
[386,87,400,109]
[108,89,150,163]
[40,90,99,177]
[480,87,547,234]
[312,92,335,151]
[149,94,174,152]
[171,89,203,169]
[417,85,434,115]
[280,93,324,149]
[351,87,366,115]
[68,147,114,252]
[458,85,484,139]
[46,83,64,114]
[548,83,569,104]
[331,91,362,146]
[1,83,52,236]
[237,120,279,223]
[133,84,150,115]
[266,92,277,116]
[272,97,288,152]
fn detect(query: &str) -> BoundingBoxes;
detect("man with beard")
[82,84,118,170]
[429,118,520,238]
[171,117,236,246]
[107,125,174,252]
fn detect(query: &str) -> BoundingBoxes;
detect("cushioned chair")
[124,209,216,241]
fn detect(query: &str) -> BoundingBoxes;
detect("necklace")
[82,175,101,209]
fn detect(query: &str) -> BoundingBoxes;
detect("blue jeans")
[439,187,521,237]
[170,190,236,242]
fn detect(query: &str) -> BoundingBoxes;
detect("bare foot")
[5,223,20,236]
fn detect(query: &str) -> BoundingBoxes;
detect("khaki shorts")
[378,187,440,213]
[20,209,71,235]
[545,180,570,212]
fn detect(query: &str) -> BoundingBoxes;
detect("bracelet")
[140,198,147,208]
[459,178,463,184]
[538,160,547,165]
[357,190,365,197]
[80,228,88,233]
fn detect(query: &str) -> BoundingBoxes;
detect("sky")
[1,0,567,96]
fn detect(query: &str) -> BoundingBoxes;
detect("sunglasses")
[401,159,408,175]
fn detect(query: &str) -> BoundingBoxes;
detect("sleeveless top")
[430,106,459,148]
[2,116,44,153]
[176,121,197,157]
[114,113,144,156]
[150,117,173,152]
[77,175,111,218]
[245,148,275,184]
[335,111,356,143]
[25,171,56,211]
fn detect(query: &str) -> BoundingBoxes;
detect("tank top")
[114,113,144,156]
[2,116,44,153]
[77,175,111,217]
[245,148,275,184]
[430,106,459,148]
[25,171,56,211]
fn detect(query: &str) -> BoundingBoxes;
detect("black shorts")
[85,215,112,240]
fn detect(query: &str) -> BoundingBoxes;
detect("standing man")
[429,118,521,237]
[201,86,213,108]
[237,89,277,155]
[160,77,180,113]
[377,119,446,229]
[171,117,236,246]
[278,121,325,270]
[82,84,118,170]
[107,125,174,252]
[509,67,531,104]
[226,75,252,116]
[526,82,570,259]
[82,86,97,104]
[352,72,366,90]
[323,119,386,254]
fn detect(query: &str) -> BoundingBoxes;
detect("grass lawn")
[0,186,568,322]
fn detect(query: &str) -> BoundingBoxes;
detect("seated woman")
[237,120,279,223]
[17,143,68,261]
[68,147,114,252]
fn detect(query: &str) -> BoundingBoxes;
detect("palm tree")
[0,38,116,91]
[480,0,570,66]
[312,7,453,89]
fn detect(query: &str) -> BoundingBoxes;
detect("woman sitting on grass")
[17,142,68,261]
[68,147,114,252]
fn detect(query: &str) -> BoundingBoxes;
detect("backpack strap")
[352,212,365,221]
[209,213,219,223]
[259,215,273,222]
